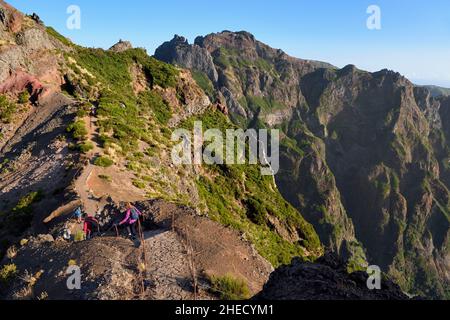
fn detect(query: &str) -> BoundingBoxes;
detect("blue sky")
[7,0,450,87]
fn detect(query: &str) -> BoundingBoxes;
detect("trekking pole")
[137,219,147,296]
[172,212,175,232]
[138,220,145,255]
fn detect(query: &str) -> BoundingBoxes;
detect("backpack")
[130,207,140,221]
[73,207,82,218]
[85,216,99,228]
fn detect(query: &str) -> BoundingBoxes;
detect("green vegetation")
[74,231,85,242]
[76,103,92,118]
[98,174,112,182]
[421,85,450,98]
[46,27,73,47]
[183,110,321,266]
[391,172,400,191]
[0,264,17,286]
[213,47,275,75]
[53,39,321,270]
[244,197,268,225]
[66,47,178,154]
[74,47,178,92]
[67,120,88,141]
[192,71,215,99]
[139,90,172,125]
[132,179,146,189]
[346,241,369,273]
[0,159,9,172]
[78,141,94,153]
[209,274,250,300]
[5,191,44,235]
[243,95,285,113]
[94,156,114,168]
[280,136,305,157]
[0,95,17,123]
[18,91,30,104]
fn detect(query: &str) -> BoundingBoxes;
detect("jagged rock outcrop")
[155,30,363,265]
[155,35,219,83]
[255,253,409,300]
[0,1,66,102]
[109,39,133,52]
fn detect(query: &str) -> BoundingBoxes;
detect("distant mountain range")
[420,85,450,98]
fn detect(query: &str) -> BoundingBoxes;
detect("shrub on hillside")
[67,120,88,140]
[0,264,18,286]
[78,141,94,153]
[94,156,114,167]
[132,179,146,189]
[245,198,267,225]
[209,274,250,300]
[0,95,17,123]
[6,191,44,235]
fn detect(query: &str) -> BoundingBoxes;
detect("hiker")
[63,224,72,240]
[90,104,97,117]
[118,202,142,239]
[83,215,100,239]
[72,206,83,224]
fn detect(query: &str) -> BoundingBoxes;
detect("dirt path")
[73,114,144,215]
[143,230,196,299]
[72,116,101,215]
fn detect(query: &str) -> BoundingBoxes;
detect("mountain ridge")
[154,31,450,299]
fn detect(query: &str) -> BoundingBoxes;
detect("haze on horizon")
[7,0,450,88]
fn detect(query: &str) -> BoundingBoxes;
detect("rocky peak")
[171,34,189,46]
[154,34,219,83]
[29,12,44,25]
[194,30,256,48]
[109,39,133,52]
[339,64,358,74]
[194,30,260,60]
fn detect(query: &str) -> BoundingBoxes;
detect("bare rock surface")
[255,253,410,300]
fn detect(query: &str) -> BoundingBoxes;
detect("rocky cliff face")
[255,252,409,300]
[155,35,219,83]
[0,1,67,100]
[155,31,450,298]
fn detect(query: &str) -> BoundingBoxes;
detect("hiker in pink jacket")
[119,202,142,239]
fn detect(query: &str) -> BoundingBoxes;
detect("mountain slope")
[155,31,450,299]
[0,2,322,300]
[420,85,450,98]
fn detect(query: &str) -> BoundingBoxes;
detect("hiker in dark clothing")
[118,202,142,239]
